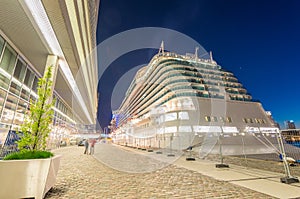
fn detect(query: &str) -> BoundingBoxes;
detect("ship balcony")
[229,94,251,101]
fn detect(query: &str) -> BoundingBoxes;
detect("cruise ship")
[111,46,291,158]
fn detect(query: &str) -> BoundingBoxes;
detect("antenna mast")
[210,51,213,62]
[195,47,199,60]
[159,41,164,55]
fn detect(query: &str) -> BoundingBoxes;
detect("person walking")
[84,139,89,154]
[89,139,96,155]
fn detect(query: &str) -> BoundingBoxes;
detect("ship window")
[157,127,164,134]
[226,117,232,123]
[165,112,177,121]
[179,126,192,132]
[212,116,218,122]
[178,112,189,120]
[243,118,247,123]
[219,117,225,122]
[159,115,164,122]
[165,126,177,133]
[205,116,211,122]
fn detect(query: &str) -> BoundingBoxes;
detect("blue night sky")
[96,0,300,129]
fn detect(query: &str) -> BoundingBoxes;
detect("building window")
[0,72,10,90]
[0,35,4,57]
[1,93,18,124]
[13,58,26,82]
[31,76,39,93]
[20,87,30,101]
[0,88,7,115]
[9,81,21,96]
[23,68,34,89]
[0,44,17,75]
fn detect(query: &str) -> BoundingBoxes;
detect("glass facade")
[0,34,77,142]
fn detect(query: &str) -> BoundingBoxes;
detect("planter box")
[0,155,61,199]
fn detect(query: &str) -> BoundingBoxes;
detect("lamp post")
[167,133,175,157]
[186,132,196,161]
[275,128,299,184]
[156,134,162,154]
[156,114,163,154]
[216,125,229,168]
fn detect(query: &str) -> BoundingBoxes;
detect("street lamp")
[216,125,229,168]
[275,128,299,184]
[167,132,175,157]
[186,132,196,161]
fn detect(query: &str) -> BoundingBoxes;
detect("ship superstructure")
[111,48,281,156]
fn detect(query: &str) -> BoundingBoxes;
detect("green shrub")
[3,150,53,160]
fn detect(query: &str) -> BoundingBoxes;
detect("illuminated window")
[226,117,232,123]
[205,116,211,122]
[219,117,225,122]
[165,126,177,133]
[179,126,192,132]
[178,111,189,120]
[246,118,252,123]
[212,116,218,122]
[165,112,177,121]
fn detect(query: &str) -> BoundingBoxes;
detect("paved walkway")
[45,143,299,198]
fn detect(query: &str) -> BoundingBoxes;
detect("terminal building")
[0,0,99,147]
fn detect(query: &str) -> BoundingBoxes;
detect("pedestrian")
[84,139,89,154]
[89,138,96,155]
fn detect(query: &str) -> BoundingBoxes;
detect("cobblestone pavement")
[205,154,300,178]
[45,143,276,199]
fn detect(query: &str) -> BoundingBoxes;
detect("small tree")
[17,66,55,152]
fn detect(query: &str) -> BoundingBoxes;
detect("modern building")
[111,48,283,156]
[0,0,99,147]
